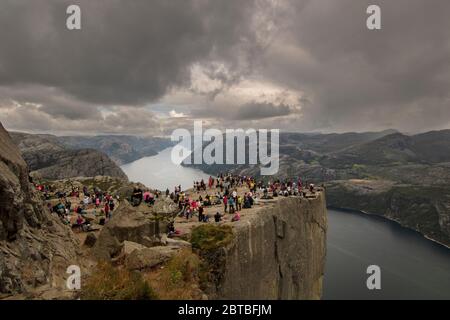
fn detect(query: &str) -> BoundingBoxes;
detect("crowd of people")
[33,173,320,236]
[34,183,119,232]
[163,173,319,229]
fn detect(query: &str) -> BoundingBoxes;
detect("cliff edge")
[201,193,327,300]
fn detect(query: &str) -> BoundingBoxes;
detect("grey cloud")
[1,0,450,134]
[259,0,450,132]
[0,0,266,105]
[233,102,294,120]
[0,103,163,135]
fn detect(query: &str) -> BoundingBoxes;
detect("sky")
[1,0,450,136]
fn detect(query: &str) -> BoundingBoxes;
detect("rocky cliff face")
[10,132,128,181]
[0,123,79,296]
[326,180,450,247]
[208,193,327,300]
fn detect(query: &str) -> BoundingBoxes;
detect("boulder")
[84,233,97,247]
[92,201,168,260]
[125,246,178,270]
[166,238,192,249]
[121,241,147,256]
[153,197,179,218]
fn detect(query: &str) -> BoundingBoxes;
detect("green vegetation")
[82,177,122,193]
[80,261,158,300]
[351,164,366,170]
[146,249,203,300]
[165,249,200,286]
[190,224,234,252]
[188,225,235,291]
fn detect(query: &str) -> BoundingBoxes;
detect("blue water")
[324,209,450,300]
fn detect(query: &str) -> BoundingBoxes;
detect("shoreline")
[327,205,450,250]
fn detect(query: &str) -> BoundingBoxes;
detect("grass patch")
[190,224,234,252]
[80,261,158,300]
[145,249,203,299]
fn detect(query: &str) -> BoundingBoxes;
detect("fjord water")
[122,149,450,300]
[324,209,450,300]
[120,148,211,191]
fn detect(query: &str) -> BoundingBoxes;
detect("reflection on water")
[120,148,211,191]
[324,209,450,300]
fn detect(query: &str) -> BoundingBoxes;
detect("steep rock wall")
[0,123,79,296]
[212,193,327,300]
[326,180,450,247]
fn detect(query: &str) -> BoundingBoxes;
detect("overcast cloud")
[0,0,449,135]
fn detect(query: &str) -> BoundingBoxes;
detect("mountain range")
[186,129,450,246]
[9,132,171,181]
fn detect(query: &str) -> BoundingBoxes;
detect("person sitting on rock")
[243,197,251,209]
[231,211,241,222]
[54,202,65,217]
[72,215,84,232]
[185,207,192,220]
[214,212,222,223]
[167,222,176,237]
[144,191,155,205]
[131,187,143,206]
[203,194,211,206]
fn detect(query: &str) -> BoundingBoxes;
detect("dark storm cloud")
[1,0,450,134]
[260,0,450,132]
[232,102,294,120]
[0,0,263,105]
[189,100,296,121]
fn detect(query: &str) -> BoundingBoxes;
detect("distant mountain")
[329,130,450,167]
[326,133,418,167]
[10,132,128,181]
[279,129,398,154]
[57,135,172,165]
[410,130,450,163]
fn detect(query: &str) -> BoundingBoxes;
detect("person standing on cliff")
[198,205,204,222]
[104,202,110,220]
[208,176,214,189]
[223,195,228,213]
